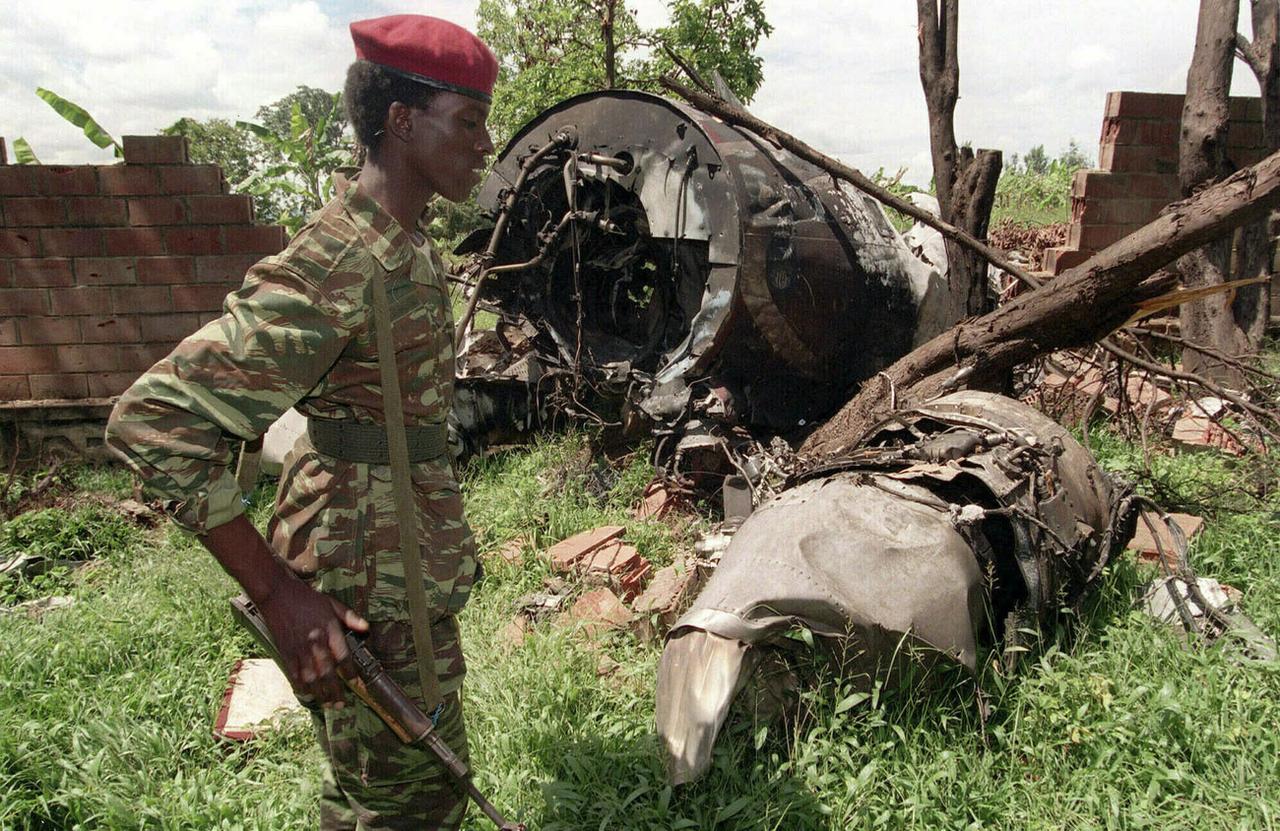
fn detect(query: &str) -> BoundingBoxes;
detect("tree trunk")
[1233,0,1280,343]
[917,0,1003,320]
[801,148,1280,460]
[602,0,618,89]
[1179,0,1250,385]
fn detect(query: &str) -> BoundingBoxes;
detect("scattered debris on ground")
[213,657,304,742]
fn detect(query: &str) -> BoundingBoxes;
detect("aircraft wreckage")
[451,91,1139,784]
[452,89,951,445]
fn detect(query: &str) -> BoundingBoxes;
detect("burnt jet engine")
[459,91,950,432]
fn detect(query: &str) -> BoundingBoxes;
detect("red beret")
[350,14,498,103]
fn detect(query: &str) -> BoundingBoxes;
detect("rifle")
[230,595,525,831]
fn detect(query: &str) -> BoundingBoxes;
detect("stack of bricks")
[0,135,287,403]
[1042,91,1269,274]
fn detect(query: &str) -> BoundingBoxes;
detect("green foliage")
[167,88,353,232]
[11,138,39,165]
[3,423,1279,828]
[477,0,771,147]
[163,116,272,218]
[237,93,355,235]
[255,86,347,150]
[648,0,772,101]
[34,87,122,158]
[992,141,1093,226]
[869,166,923,233]
[0,504,141,604]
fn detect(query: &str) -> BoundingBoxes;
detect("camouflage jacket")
[106,180,477,647]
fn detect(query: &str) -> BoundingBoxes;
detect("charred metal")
[454,90,949,443]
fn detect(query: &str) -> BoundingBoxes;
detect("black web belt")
[307,418,448,464]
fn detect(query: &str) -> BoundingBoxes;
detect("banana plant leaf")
[35,88,122,157]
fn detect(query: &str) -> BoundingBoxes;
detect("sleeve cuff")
[168,475,247,535]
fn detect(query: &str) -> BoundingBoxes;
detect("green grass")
[2,427,1279,829]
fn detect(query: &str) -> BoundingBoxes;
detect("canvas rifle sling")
[369,266,443,714]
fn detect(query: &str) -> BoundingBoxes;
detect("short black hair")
[343,60,439,154]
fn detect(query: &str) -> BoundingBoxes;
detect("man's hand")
[198,513,368,706]
[256,577,368,704]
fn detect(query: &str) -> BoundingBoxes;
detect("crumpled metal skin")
[465,90,947,431]
[656,391,1136,785]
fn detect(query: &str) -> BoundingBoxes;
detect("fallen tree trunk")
[802,152,1280,458]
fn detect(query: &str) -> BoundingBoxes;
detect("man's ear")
[385,101,414,144]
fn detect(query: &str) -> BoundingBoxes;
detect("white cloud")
[0,0,1264,182]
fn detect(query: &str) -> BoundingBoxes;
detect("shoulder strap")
[368,267,443,713]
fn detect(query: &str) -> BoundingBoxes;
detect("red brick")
[127,196,187,226]
[81,315,141,344]
[12,258,73,287]
[0,230,40,257]
[1072,223,1136,251]
[98,165,162,196]
[0,288,50,314]
[117,343,172,371]
[1101,116,1180,147]
[0,375,31,400]
[1227,120,1265,150]
[1234,147,1268,167]
[74,257,137,286]
[1041,247,1093,275]
[1082,197,1160,227]
[3,197,67,226]
[1105,91,1184,120]
[0,166,33,196]
[136,256,195,285]
[187,194,252,224]
[0,318,17,345]
[41,228,102,256]
[194,254,257,284]
[0,345,103,373]
[1228,96,1263,121]
[224,225,285,254]
[102,227,166,256]
[140,313,201,342]
[1099,142,1176,174]
[111,285,160,311]
[29,373,89,399]
[583,539,625,576]
[165,226,223,255]
[48,286,111,316]
[18,316,80,345]
[122,135,189,165]
[0,259,9,287]
[65,196,128,226]
[548,525,625,573]
[564,587,633,635]
[88,371,142,397]
[159,165,224,195]
[1130,173,1181,202]
[170,284,230,312]
[31,166,98,196]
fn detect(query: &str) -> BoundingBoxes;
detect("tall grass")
[2,429,1277,829]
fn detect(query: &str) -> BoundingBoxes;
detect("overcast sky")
[1,1,1263,186]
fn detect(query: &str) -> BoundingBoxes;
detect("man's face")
[406,91,494,203]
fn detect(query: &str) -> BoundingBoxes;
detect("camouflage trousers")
[311,615,469,831]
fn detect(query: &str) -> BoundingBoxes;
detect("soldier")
[105,14,497,830]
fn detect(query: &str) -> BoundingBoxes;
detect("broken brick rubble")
[563,587,634,637]
[547,525,625,573]
[1127,511,1206,568]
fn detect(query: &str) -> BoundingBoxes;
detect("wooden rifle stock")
[229,595,524,831]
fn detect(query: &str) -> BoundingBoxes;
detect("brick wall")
[0,135,286,405]
[1042,91,1268,273]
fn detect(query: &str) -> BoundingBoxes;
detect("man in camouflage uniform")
[105,15,498,830]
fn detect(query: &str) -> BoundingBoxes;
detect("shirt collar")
[341,176,418,272]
